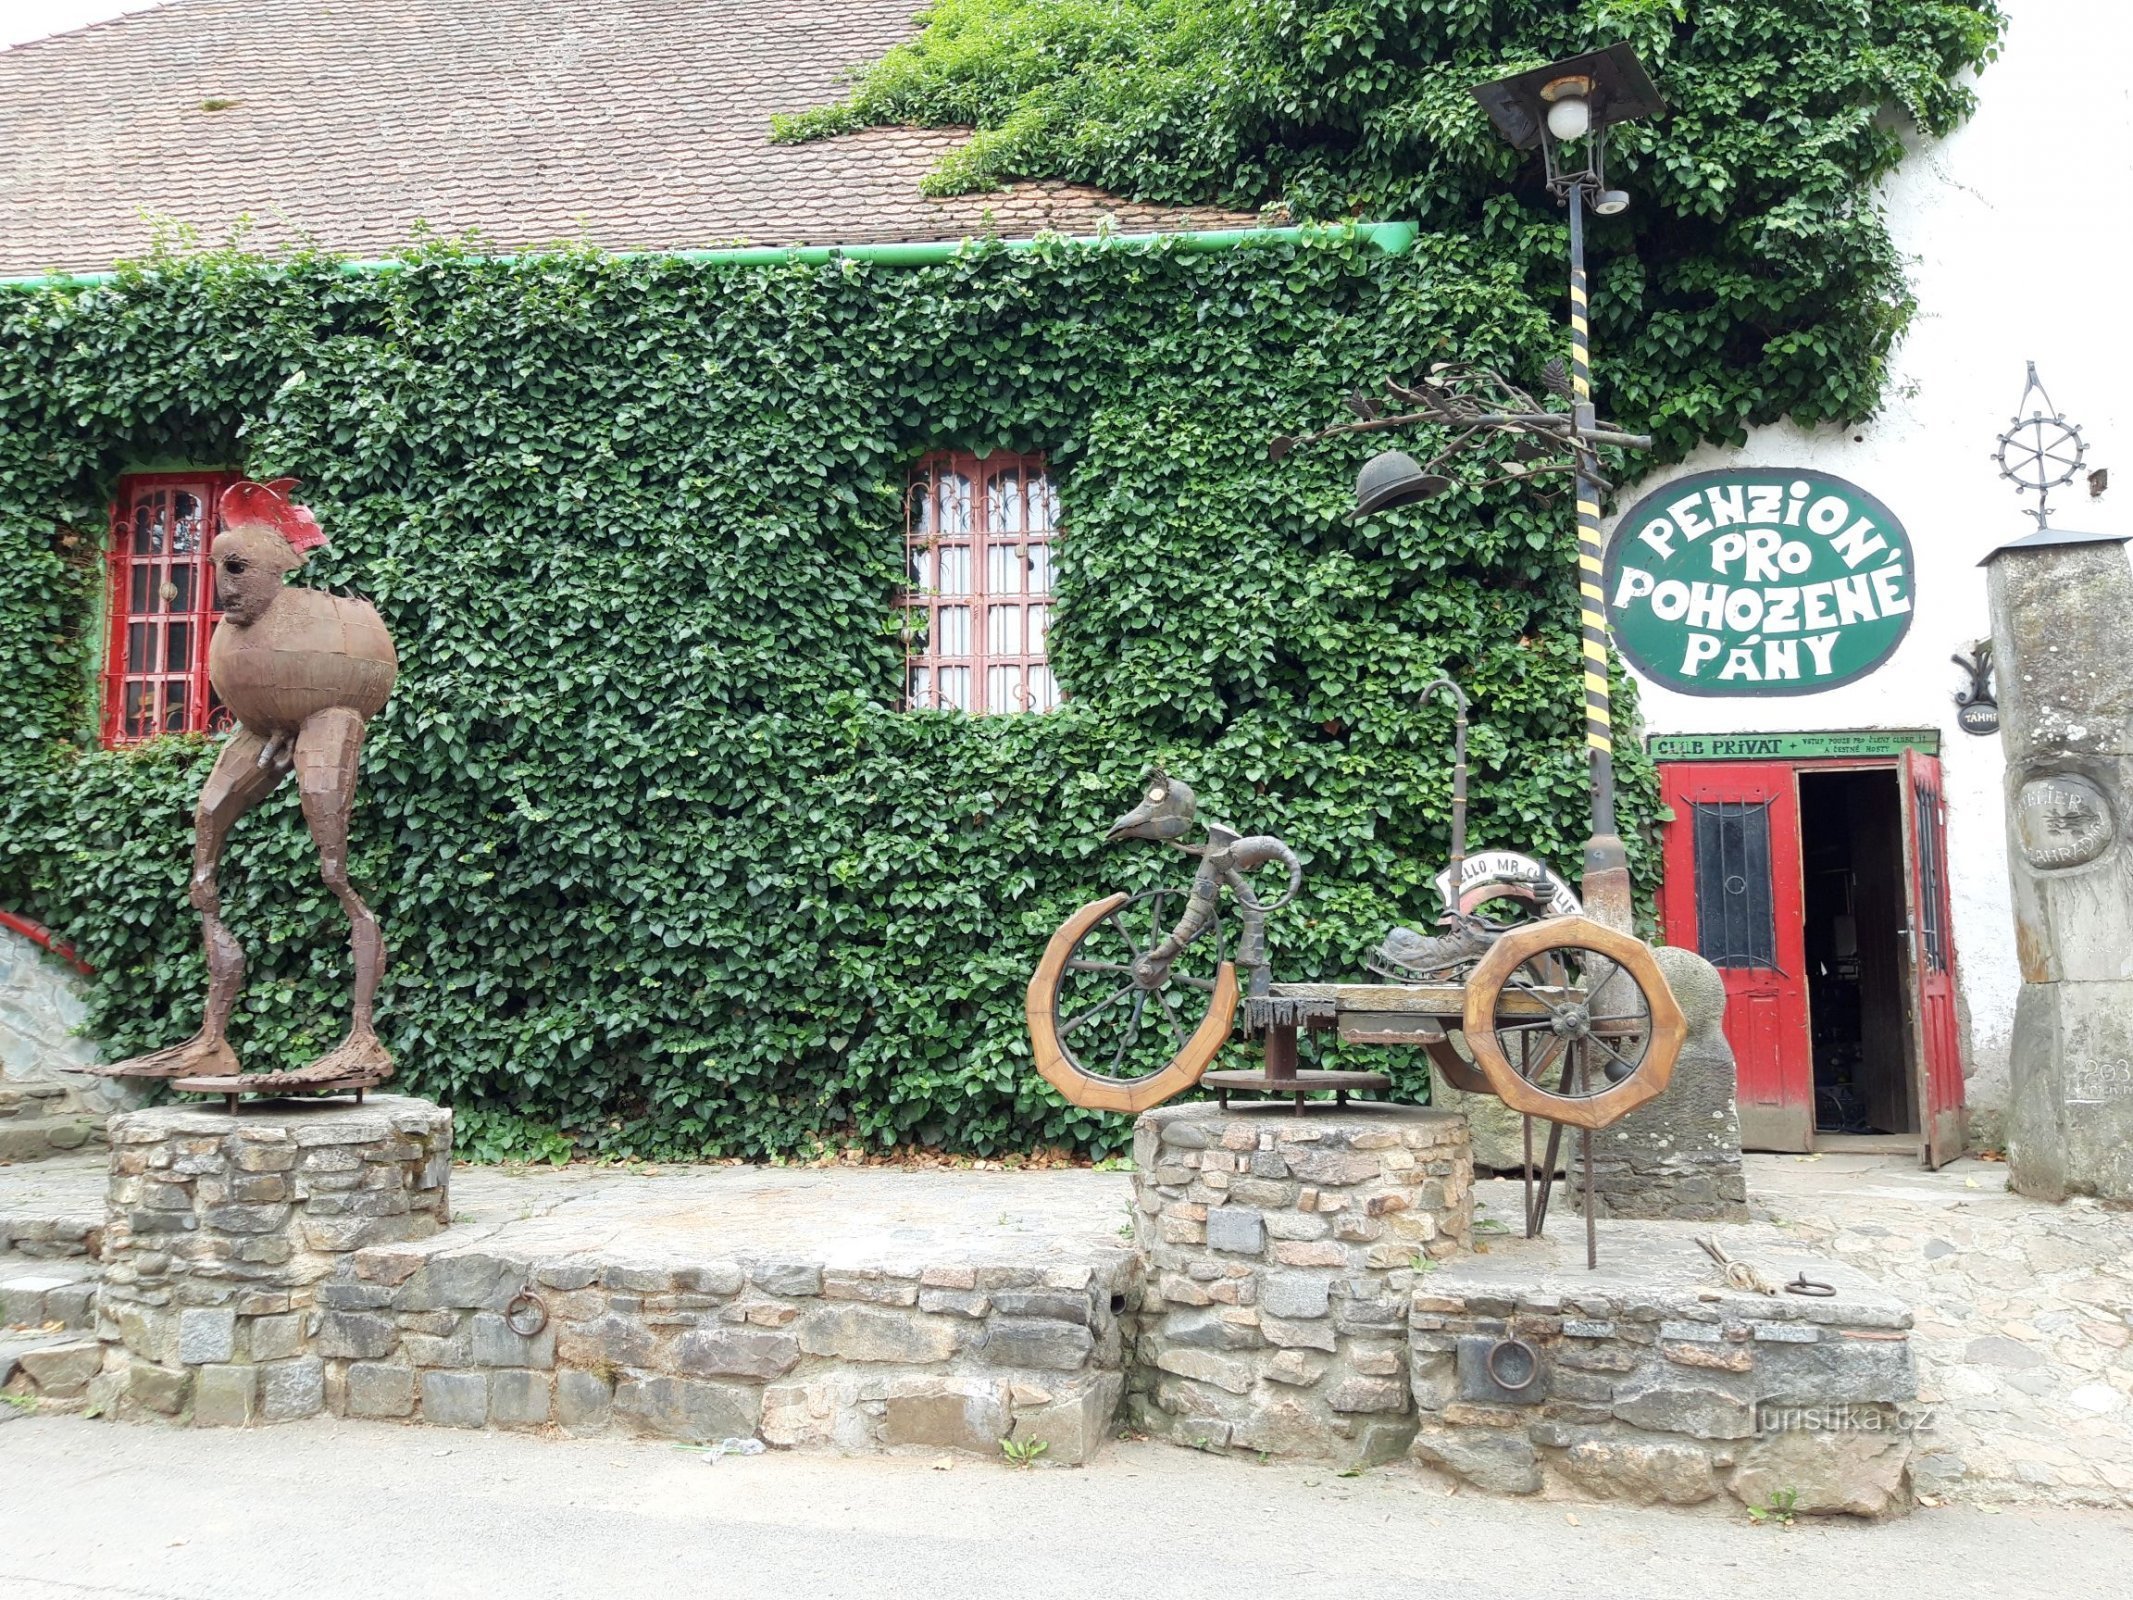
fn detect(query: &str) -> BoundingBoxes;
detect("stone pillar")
[1127,1102,1470,1467]
[91,1095,451,1424]
[1574,946,1748,1221]
[1988,540,2133,1201]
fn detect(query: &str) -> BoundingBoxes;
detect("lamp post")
[1460,43,1665,933]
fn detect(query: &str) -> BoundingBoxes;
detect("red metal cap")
[219,477,328,553]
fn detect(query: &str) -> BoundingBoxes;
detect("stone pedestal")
[1990,540,2133,1200]
[1126,1101,1470,1466]
[1409,1223,1918,1517]
[1575,946,1748,1221]
[91,1094,451,1424]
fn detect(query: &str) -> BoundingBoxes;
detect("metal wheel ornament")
[1994,362,2087,530]
[1026,890,1238,1113]
[1461,916,1684,1129]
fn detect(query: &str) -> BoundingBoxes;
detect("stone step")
[0,1113,105,1163]
[0,1148,107,1260]
[0,1330,103,1402]
[1,1254,98,1330]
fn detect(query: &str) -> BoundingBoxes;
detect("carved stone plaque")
[2014,774,2114,870]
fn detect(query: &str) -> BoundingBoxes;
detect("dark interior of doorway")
[1798,769,1915,1135]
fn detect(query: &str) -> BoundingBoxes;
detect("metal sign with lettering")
[1647,731,1939,761]
[1604,469,1915,696]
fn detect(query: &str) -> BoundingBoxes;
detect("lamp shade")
[1470,42,1664,151]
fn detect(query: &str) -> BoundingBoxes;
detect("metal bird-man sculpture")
[91,478,399,1100]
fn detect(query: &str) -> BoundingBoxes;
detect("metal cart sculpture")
[1026,678,1685,1265]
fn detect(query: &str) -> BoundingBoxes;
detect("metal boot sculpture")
[88,479,399,1100]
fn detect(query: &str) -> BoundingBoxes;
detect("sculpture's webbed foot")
[84,1034,241,1080]
[200,1031,394,1096]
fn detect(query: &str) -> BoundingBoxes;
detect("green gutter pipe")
[0,220,1419,291]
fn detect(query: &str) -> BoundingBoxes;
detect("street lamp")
[1466,42,1664,934]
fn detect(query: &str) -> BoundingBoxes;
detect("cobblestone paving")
[1746,1153,2133,1509]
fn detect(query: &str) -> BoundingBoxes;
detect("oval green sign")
[1603,469,1914,696]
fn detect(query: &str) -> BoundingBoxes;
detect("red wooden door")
[1900,749,1966,1166]
[1658,762,1812,1150]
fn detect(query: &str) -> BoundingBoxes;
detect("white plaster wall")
[1608,0,2133,1118]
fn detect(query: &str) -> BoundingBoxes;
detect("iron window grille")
[1690,798,1781,971]
[101,472,235,746]
[902,450,1058,714]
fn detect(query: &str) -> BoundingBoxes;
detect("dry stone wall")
[1127,1103,1471,1466]
[90,1096,451,1425]
[302,1242,1132,1462]
[1409,1240,1919,1515]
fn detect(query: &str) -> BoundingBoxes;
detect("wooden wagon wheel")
[1026,891,1238,1113]
[1460,916,1684,1130]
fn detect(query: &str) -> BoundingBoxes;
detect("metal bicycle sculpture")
[1027,680,1684,1130]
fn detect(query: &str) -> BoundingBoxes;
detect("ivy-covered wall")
[0,234,1654,1158]
[0,2,2002,1161]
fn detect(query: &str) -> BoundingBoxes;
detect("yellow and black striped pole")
[1566,181,1632,932]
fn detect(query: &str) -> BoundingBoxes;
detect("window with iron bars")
[101,472,236,746]
[902,450,1058,714]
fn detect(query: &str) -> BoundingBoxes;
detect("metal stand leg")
[1522,1114,1535,1235]
[1528,1118,1566,1237]
[1582,1126,1597,1270]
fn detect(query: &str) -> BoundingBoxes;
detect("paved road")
[3,1415,2128,1600]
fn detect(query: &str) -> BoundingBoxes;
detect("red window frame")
[101,472,236,747]
[902,450,1058,714]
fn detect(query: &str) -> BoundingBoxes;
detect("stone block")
[917,1288,989,1319]
[1327,1376,1408,1414]
[191,1364,257,1428]
[1009,1374,1122,1465]
[558,1312,656,1369]
[127,1358,190,1415]
[1611,1375,1755,1441]
[248,1313,305,1363]
[421,1369,490,1429]
[884,1380,1008,1453]
[1257,1272,1331,1321]
[1228,1178,1296,1209]
[555,1369,614,1434]
[752,1262,822,1298]
[1729,1425,1910,1517]
[613,1374,763,1443]
[1159,1308,1260,1352]
[1556,1435,1720,1505]
[976,1318,1094,1371]
[988,1290,1090,1325]
[1751,1335,1915,1406]
[1153,1347,1252,1396]
[1411,1426,1540,1495]
[347,1362,417,1418]
[1203,1208,1264,1255]
[1261,1314,1338,1353]
[316,1310,399,1361]
[760,1382,835,1448]
[471,1311,556,1369]
[1285,1149,1381,1187]
[677,1264,746,1297]
[490,1369,553,1428]
[396,1255,517,1312]
[17,1340,102,1398]
[259,1357,326,1422]
[800,1305,961,1365]
[176,1306,237,1365]
[677,1327,801,1381]
[1264,1349,1328,1387]
[1269,1241,1347,1268]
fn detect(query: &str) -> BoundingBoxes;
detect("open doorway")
[1797,769,1916,1138]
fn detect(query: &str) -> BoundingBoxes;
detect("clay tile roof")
[0,0,1262,278]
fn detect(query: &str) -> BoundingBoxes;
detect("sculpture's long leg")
[273,705,393,1086]
[90,728,285,1077]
